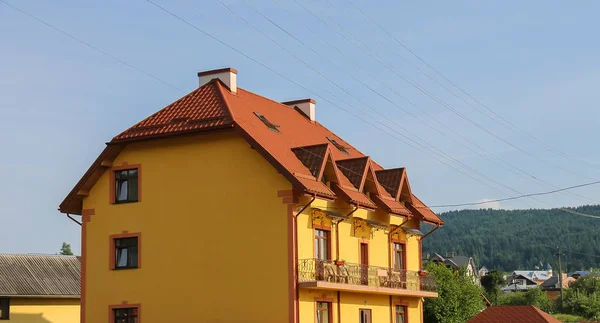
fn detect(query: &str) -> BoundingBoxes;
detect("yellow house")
[59,67,443,323]
[0,254,80,323]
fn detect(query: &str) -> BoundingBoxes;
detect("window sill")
[112,267,139,271]
[114,200,139,205]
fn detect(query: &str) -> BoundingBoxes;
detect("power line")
[294,0,596,182]
[8,0,599,213]
[158,0,536,203]
[430,180,600,208]
[251,0,597,205]
[344,0,600,172]
[0,0,184,93]
[206,0,552,206]
[4,0,513,205]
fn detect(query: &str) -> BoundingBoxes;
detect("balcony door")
[359,242,369,285]
[315,229,330,280]
[359,309,371,323]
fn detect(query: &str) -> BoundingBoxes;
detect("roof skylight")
[254,112,280,133]
[327,137,349,155]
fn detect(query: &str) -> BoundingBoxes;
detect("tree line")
[423,205,600,272]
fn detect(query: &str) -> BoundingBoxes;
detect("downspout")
[294,194,316,323]
[419,224,441,273]
[421,223,441,240]
[337,204,358,323]
[67,214,82,226]
[388,214,412,268]
[295,194,316,218]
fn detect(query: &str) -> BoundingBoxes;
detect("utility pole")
[555,247,564,307]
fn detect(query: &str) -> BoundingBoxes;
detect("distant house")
[427,253,478,279]
[571,271,589,279]
[0,254,80,322]
[511,269,552,285]
[540,274,576,300]
[502,274,539,292]
[478,266,489,279]
[466,305,561,323]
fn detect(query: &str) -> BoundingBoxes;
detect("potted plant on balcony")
[334,259,345,266]
[418,270,428,277]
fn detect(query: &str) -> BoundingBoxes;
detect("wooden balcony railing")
[298,258,436,293]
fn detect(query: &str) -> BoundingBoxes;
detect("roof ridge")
[111,83,207,142]
[214,78,237,121]
[0,253,79,258]
[530,305,558,323]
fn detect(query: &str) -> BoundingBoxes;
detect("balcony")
[298,258,438,298]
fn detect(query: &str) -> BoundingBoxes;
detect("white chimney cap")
[282,98,316,121]
[198,67,237,93]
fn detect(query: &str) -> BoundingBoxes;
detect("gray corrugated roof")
[448,256,471,267]
[0,254,80,297]
[540,276,558,288]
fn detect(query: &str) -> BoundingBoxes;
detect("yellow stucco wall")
[296,197,425,323]
[82,132,292,323]
[8,298,79,323]
[298,290,422,323]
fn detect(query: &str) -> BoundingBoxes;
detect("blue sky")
[2,0,600,255]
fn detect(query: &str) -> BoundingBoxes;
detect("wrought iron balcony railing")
[298,258,437,293]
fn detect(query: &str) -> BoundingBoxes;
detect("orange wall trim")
[392,301,410,323]
[108,232,142,270]
[108,302,141,323]
[82,209,94,223]
[314,297,334,323]
[81,220,87,323]
[109,163,142,204]
[280,189,298,323]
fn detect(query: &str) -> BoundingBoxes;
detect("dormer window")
[326,137,349,155]
[254,112,280,133]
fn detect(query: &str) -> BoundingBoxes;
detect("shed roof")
[0,254,80,297]
[467,306,561,323]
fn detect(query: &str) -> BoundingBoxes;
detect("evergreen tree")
[59,242,73,255]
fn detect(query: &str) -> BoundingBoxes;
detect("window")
[326,137,349,155]
[254,112,280,133]
[115,169,139,203]
[114,307,138,323]
[316,301,331,323]
[114,237,139,269]
[314,229,330,260]
[359,309,371,323]
[394,305,406,323]
[0,298,9,320]
[393,243,405,270]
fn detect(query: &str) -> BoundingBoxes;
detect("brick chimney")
[282,98,316,121]
[198,67,237,93]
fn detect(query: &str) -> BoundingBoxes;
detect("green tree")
[559,276,600,320]
[480,270,505,305]
[499,288,553,313]
[59,242,73,255]
[424,262,485,323]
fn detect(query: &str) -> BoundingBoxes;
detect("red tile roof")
[60,75,442,225]
[467,306,561,323]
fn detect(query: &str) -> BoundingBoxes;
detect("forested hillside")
[422,205,600,272]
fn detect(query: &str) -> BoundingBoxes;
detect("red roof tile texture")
[467,306,561,323]
[60,76,442,225]
[113,79,233,141]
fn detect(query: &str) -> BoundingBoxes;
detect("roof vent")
[198,67,237,93]
[254,112,280,133]
[327,136,349,155]
[282,98,316,121]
